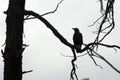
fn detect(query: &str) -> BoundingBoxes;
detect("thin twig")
[87,50,103,69]
[24,0,64,20]
[41,0,64,16]
[90,48,120,73]
[22,70,33,74]
[88,14,104,27]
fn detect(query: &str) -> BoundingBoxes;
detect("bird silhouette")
[72,28,83,53]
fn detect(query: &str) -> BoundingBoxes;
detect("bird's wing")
[73,32,83,45]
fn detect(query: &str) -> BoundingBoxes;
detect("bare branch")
[97,43,120,49]
[87,50,103,69]
[89,0,115,47]
[24,10,73,48]
[22,70,33,74]
[92,49,120,73]
[88,14,104,27]
[70,48,78,80]
[24,0,64,20]
[24,16,35,20]
[41,0,64,16]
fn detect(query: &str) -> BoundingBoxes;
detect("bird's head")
[72,28,80,32]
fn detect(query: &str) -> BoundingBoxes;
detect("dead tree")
[2,0,25,80]
[2,0,120,80]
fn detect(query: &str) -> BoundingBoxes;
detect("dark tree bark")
[3,0,25,80]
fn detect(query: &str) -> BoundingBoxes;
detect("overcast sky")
[0,0,120,80]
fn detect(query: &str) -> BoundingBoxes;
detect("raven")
[72,28,83,53]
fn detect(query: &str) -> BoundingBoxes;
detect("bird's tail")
[75,45,81,53]
[76,49,81,53]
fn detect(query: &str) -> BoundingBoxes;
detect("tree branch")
[22,70,33,74]
[24,10,73,48]
[70,48,78,80]
[89,0,115,46]
[91,49,120,73]
[24,0,64,20]
[87,50,103,69]
[41,0,64,16]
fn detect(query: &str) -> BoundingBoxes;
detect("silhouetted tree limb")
[88,15,104,27]
[89,48,120,73]
[24,10,73,48]
[85,0,120,74]
[99,0,106,13]
[87,50,103,69]
[24,0,64,20]
[93,0,115,43]
[70,48,78,80]
[22,70,33,74]
[41,0,64,16]
[83,42,120,73]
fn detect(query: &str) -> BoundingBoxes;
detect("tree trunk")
[3,0,25,80]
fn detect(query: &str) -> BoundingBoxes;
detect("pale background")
[0,0,120,80]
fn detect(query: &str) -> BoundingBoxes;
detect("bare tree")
[2,0,25,80]
[2,0,120,80]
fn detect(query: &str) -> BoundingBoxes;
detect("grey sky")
[0,0,120,80]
